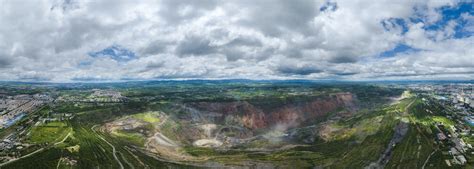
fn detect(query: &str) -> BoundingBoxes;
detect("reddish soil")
[190,92,357,129]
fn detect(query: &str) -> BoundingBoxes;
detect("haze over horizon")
[0,0,473,82]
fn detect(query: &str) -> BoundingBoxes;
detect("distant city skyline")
[0,0,473,82]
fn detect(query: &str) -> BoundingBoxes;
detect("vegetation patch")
[66,144,80,153]
[28,121,70,144]
[431,116,456,126]
[321,115,383,142]
[111,130,146,146]
[130,112,161,123]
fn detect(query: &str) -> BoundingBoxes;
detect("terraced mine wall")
[188,92,358,130]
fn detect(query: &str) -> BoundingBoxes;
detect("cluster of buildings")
[56,89,127,103]
[417,84,474,108]
[0,94,53,162]
[0,88,127,164]
[434,122,471,165]
[410,83,474,123]
[412,83,474,166]
[37,113,74,124]
[0,94,52,129]
[0,125,35,161]
[91,89,123,98]
[441,85,474,127]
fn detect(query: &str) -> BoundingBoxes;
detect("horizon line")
[0,78,473,84]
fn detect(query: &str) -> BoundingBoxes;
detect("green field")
[28,121,71,144]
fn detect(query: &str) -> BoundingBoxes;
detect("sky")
[0,0,473,82]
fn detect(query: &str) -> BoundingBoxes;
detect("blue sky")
[426,2,474,38]
[0,0,472,82]
[380,2,473,57]
[88,45,137,62]
[379,44,420,58]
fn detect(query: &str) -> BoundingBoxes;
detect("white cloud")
[0,0,472,82]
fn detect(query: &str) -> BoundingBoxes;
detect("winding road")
[92,125,124,169]
[144,115,179,148]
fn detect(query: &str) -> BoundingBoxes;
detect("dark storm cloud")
[222,48,244,61]
[176,36,216,56]
[54,17,128,53]
[18,73,51,81]
[50,0,80,12]
[154,71,211,79]
[226,37,263,47]
[332,72,358,76]
[284,49,303,58]
[277,65,322,75]
[238,0,321,36]
[328,55,359,63]
[143,61,165,71]
[139,40,170,55]
[383,71,474,77]
[71,77,111,81]
[0,57,12,68]
[158,0,218,25]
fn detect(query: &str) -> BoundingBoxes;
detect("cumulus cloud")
[0,0,472,81]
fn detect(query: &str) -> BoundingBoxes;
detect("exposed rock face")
[334,92,357,111]
[190,92,357,130]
